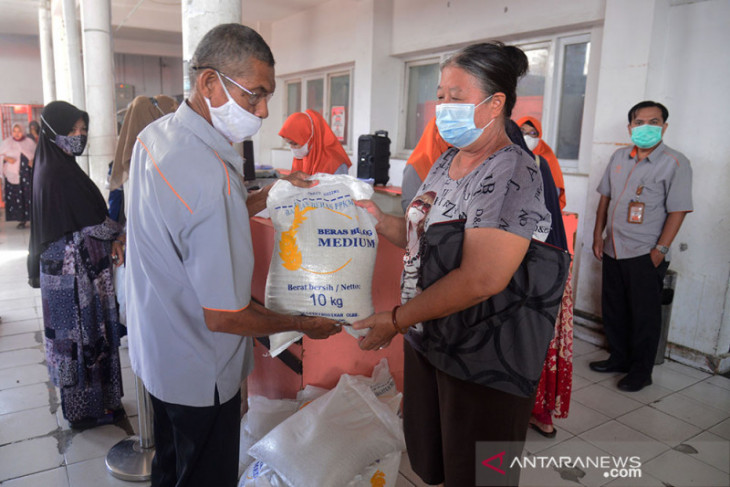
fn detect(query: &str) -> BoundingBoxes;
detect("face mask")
[435,95,494,148]
[55,134,88,156]
[523,134,539,151]
[631,124,663,149]
[291,142,309,159]
[42,115,88,156]
[206,71,262,143]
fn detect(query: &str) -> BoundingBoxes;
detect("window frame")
[545,33,592,170]
[281,65,354,150]
[398,30,597,173]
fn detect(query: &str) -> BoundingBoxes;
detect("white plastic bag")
[265,174,378,356]
[239,396,300,470]
[345,451,402,487]
[248,374,405,487]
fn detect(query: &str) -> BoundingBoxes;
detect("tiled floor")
[1,213,729,487]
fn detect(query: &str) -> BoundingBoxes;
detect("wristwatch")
[654,244,669,255]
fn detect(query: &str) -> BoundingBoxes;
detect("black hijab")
[505,119,568,251]
[27,101,109,285]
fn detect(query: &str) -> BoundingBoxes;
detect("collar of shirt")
[175,101,245,177]
[629,141,667,163]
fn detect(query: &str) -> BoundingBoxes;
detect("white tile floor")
[1,213,729,487]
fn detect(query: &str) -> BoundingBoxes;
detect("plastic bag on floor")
[248,374,405,487]
[239,396,300,472]
[240,451,402,487]
[346,451,402,487]
[265,174,378,356]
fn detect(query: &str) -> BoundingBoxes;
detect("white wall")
[114,53,184,100]
[574,0,730,369]
[0,34,44,104]
[391,0,605,56]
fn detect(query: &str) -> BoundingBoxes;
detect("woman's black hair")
[442,42,529,118]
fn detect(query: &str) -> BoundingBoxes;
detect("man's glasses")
[193,66,273,106]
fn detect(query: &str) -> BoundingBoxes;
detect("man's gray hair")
[189,23,275,86]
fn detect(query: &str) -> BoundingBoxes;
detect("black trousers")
[602,254,669,377]
[150,389,241,487]
[403,341,535,487]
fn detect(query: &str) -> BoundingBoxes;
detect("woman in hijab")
[0,123,36,228]
[278,109,351,175]
[28,101,126,429]
[517,116,566,209]
[28,120,41,143]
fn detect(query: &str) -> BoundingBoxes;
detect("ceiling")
[0,0,330,47]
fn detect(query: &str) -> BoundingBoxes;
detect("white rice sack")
[248,374,405,487]
[345,451,402,487]
[239,460,287,487]
[265,174,378,356]
[239,396,300,471]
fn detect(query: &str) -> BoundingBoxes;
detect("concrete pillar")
[181,0,242,97]
[51,0,88,172]
[51,0,71,103]
[38,0,56,104]
[81,0,117,192]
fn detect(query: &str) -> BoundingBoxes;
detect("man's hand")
[3,156,17,164]
[297,315,342,339]
[592,237,604,261]
[282,170,318,189]
[352,311,398,351]
[649,248,665,268]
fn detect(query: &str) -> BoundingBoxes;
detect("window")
[513,45,550,123]
[400,33,593,169]
[404,61,440,150]
[286,82,301,118]
[283,67,353,148]
[553,36,590,160]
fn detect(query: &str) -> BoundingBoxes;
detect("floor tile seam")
[675,384,730,409]
[642,448,730,478]
[578,432,671,465]
[572,382,645,410]
[0,465,70,485]
[614,405,704,433]
[611,415,703,447]
[649,397,730,427]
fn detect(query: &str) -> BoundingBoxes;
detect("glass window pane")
[306,78,324,115]
[513,47,548,122]
[286,82,301,117]
[556,41,589,160]
[328,74,350,143]
[405,63,439,150]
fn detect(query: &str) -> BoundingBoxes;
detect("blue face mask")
[435,95,494,148]
[631,124,663,149]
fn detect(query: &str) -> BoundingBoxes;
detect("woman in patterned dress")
[27,101,126,428]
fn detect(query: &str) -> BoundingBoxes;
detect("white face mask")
[205,71,262,143]
[291,142,309,159]
[523,134,539,151]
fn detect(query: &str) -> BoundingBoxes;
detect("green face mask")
[631,124,663,149]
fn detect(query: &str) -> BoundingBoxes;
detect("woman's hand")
[352,311,397,351]
[282,170,318,189]
[111,236,125,267]
[355,199,387,232]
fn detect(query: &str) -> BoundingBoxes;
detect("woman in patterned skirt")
[28,101,126,428]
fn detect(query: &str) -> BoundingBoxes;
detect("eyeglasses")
[193,66,274,106]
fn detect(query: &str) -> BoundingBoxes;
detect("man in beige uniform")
[590,101,692,392]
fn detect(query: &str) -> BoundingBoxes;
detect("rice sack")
[265,174,378,356]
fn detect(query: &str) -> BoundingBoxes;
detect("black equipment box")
[357,130,391,185]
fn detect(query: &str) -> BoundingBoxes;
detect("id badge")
[628,201,645,223]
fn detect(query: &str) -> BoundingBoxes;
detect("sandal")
[529,422,557,438]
